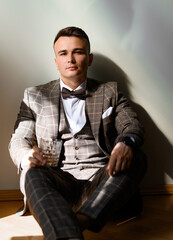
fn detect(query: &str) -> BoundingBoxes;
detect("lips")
[66,66,78,70]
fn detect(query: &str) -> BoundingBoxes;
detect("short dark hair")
[54,26,91,53]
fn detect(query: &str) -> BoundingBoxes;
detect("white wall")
[0,0,173,189]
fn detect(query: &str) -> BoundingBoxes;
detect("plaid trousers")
[24,149,147,240]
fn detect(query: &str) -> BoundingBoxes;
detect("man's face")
[54,36,93,83]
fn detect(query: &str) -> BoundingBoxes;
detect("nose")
[68,53,75,63]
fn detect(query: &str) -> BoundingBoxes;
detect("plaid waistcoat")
[58,99,107,178]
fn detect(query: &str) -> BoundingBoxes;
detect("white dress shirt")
[60,79,87,135]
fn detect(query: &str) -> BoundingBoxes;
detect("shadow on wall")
[88,53,173,186]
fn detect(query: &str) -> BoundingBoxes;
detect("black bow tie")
[61,87,86,100]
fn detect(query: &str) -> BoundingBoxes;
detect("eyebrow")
[57,48,86,54]
[57,50,66,54]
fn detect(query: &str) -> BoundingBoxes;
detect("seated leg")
[77,149,147,232]
[24,166,84,240]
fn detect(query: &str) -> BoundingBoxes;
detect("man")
[9,26,147,240]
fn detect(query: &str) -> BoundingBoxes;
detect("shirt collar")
[60,78,87,91]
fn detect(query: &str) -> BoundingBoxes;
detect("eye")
[74,50,85,55]
[59,52,67,56]
[58,51,67,56]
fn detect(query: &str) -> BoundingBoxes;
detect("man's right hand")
[21,146,46,168]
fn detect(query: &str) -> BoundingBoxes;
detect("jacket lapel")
[41,80,61,139]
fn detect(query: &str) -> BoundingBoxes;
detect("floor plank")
[1,195,173,240]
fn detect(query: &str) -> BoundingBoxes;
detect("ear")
[88,53,93,66]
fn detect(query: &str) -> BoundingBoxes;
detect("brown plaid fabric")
[9,78,146,239]
[24,150,146,239]
[9,78,144,170]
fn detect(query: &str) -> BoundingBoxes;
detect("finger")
[108,164,117,176]
[121,155,133,171]
[121,159,127,172]
[106,157,116,176]
[114,156,124,173]
[28,156,42,166]
[32,146,46,165]
[30,162,38,168]
[106,165,113,176]
[33,145,42,153]
[32,151,44,163]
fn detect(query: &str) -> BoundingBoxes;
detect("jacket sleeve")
[114,86,144,147]
[9,88,37,170]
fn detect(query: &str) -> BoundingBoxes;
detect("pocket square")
[102,107,113,119]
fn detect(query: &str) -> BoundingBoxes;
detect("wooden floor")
[1,195,173,240]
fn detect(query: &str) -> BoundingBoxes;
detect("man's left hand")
[106,142,133,176]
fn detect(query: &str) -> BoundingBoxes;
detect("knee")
[19,167,38,197]
[23,167,46,193]
[25,166,49,180]
[23,167,38,185]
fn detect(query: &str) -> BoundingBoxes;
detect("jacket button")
[75,146,79,150]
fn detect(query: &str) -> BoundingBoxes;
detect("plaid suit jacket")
[9,78,144,170]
